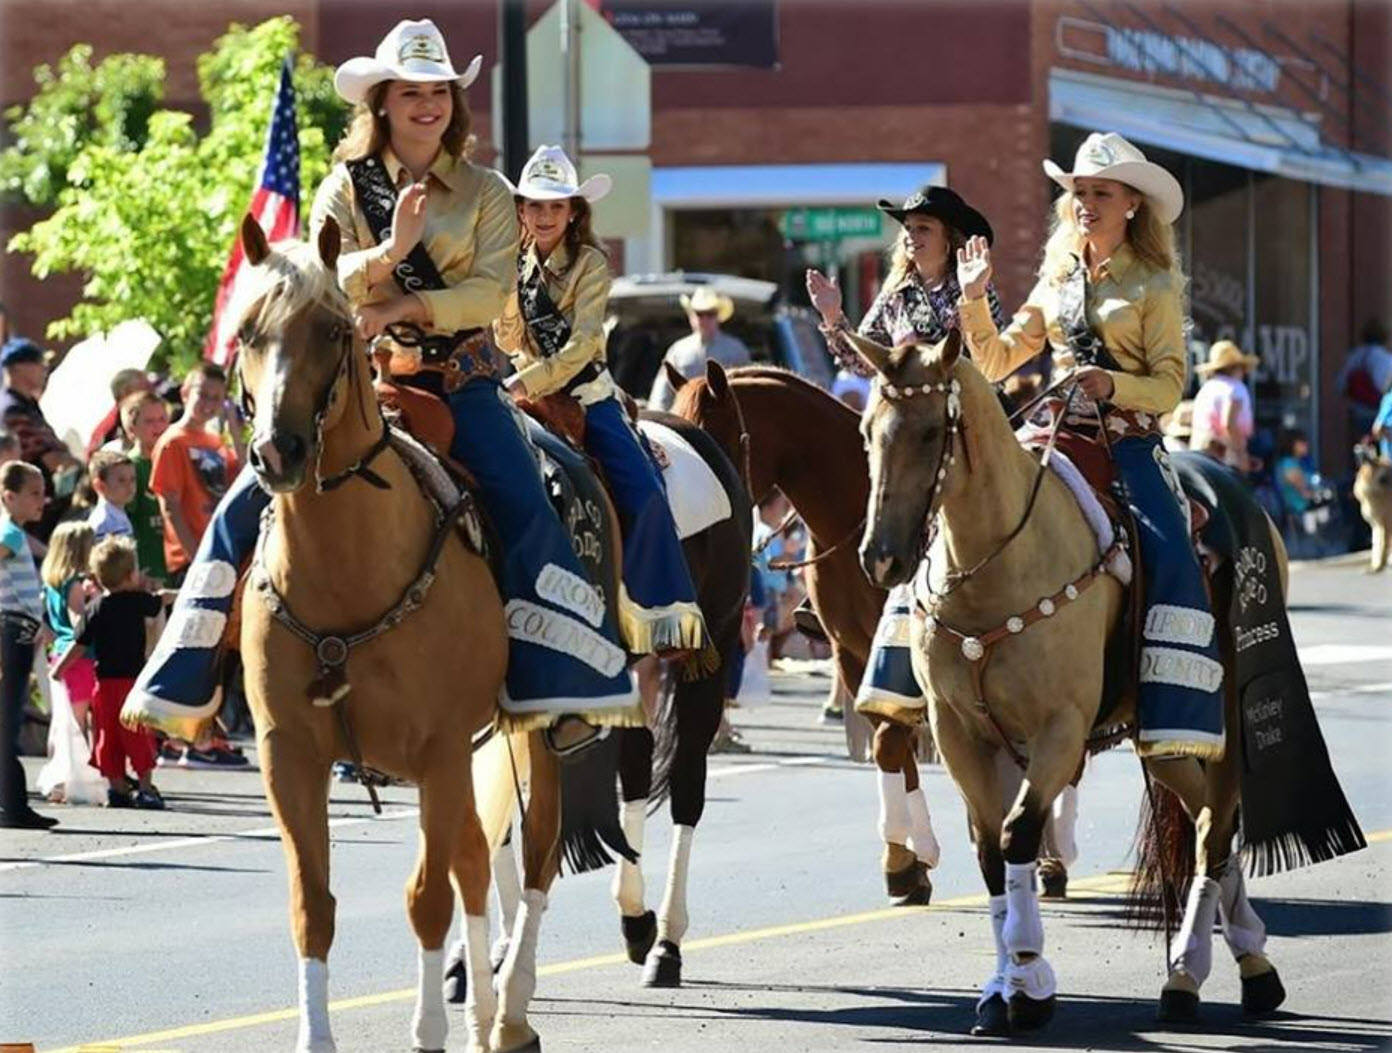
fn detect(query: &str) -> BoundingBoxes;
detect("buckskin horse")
[846,326,1362,1036]
[184,214,573,1053]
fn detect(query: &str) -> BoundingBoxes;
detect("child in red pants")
[54,536,174,809]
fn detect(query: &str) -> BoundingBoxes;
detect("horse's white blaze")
[905,787,941,867]
[296,957,334,1053]
[1170,876,1221,986]
[657,824,695,945]
[1217,865,1266,959]
[463,913,497,1053]
[877,770,910,845]
[412,947,447,1051]
[495,889,547,1036]
[613,797,649,916]
[254,433,283,477]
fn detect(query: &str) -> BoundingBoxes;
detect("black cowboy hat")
[876,185,994,245]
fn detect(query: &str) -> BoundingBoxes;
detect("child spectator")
[41,521,97,735]
[1,460,57,829]
[87,449,136,541]
[87,368,153,457]
[53,536,173,809]
[119,391,170,582]
[150,363,242,583]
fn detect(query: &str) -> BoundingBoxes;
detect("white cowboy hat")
[507,145,612,202]
[1195,339,1260,374]
[334,19,482,105]
[1043,132,1184,225]
[679,287,734,323]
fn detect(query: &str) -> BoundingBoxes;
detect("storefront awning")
[1050,68,1392,196]
[651,163,946,208]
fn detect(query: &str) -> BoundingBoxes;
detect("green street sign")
[780,207,883,241]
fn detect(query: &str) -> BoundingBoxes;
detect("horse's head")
[855,328,965,588]
[670,360,760,494]
[232,215,357,493]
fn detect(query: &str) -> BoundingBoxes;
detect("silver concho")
[1064,584,1079,600]
[961,636,985,661]
[1038,598,1056,616]
[1007,616,1024,634]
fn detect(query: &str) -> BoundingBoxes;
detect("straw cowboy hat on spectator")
[1044,132,1185,224]
[1195,340,1261,375]
[334,19,482,105]
[680,288,735,323]
[507,145,612,202]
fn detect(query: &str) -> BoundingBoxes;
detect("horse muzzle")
[250,429,312,493]
[860,536,913,589]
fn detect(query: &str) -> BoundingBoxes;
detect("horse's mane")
[671,363,858,423]
[228,237,349,337]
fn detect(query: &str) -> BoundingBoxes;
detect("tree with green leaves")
[5,17,347,372]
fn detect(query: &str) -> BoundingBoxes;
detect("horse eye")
[238,324,257,346]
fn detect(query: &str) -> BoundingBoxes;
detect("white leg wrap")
[462,913,497,1052]
[1051,785,1079,868]
[412,947,448,1051]
[905,787,941,868]
[978,893,1010,1009]
[496,889,547,1025]
[1217,864,1266,960]
[1002,861,1044,959]
[1169,876,1221,986]
[612,797,648,917]
[656,824,695,945]
[296,958,335,1053]
[492,837,522,966]
[878,771,910,845]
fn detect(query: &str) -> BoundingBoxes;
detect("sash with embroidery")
[517,253,573,358]
[898,279,950,344]
[1057,255,1123,373]
[346,156,448,294]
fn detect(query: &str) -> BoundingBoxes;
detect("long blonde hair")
[333,81,475,164]
[1039,191,1183,289]
[883,220,968,291]
[41,521,95,590]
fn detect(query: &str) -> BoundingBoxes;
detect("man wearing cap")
[646,287,751,411]
[0,338,81,537]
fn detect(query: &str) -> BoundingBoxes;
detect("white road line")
[1,756,836,875]
[1299,644,1392,667]
[1311,681,1392,701]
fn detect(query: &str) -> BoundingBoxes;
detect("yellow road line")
[48,834,1391,1052]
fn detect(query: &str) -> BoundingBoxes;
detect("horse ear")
[706,358,730,399]
[317,217,341,271]
[939,328,963,371]
[663,360,689,393]
[241,213,270,266]
[844,331,892,376]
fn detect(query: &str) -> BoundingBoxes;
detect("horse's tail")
[1125,772,1195,935]
[647,663,682,811]
[471,729,528,851]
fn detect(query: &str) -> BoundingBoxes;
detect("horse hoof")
[443,952,468,1005]
[493,1020,542,1053]
[622,910,658,965]
[886,860,933,906]
[1157,987,1200,1024]
[1242,968,1286,1016]
[970,993,1010,1037]
[1038,859,1068,899]
[642,939,683,988]
[1008,992,1055,1032]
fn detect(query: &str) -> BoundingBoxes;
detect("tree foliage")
[5,17,347,371]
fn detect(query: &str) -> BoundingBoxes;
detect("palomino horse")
[670,362,948,904]
[214,214,546,1053]
[850,328,1292,1036]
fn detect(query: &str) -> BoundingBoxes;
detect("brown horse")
[671,361,950,904]
[200,214,535,1053]
[851,327,1292,1035]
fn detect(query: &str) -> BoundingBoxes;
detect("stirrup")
[543,714,611,759]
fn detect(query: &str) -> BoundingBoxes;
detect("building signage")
[780,207,882,241]
[598,1,778,68]
[1058,17,1284,95]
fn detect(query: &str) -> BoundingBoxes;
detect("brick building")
[2,0,1388,472]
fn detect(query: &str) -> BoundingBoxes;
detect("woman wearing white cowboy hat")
[1190,340,1261,471]
[953,131,1238,1018]
[494,145,706,657]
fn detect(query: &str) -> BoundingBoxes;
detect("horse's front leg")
[447,753,498,1053]
[260,728,337,1053]
[645,674,723,988]
[871,719,939,905]
[493,731,561,1053]
[615,725,658,964]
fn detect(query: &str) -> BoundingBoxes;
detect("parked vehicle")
[605,272,834,400]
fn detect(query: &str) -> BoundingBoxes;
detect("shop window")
[1251,175,1315,447]
[1187,160,1249,379]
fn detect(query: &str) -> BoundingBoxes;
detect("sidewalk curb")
[1289,549,1372,571]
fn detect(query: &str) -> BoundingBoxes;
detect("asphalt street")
[2,556,1389,1053]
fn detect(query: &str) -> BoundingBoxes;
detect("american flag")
[204,57,301,365]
